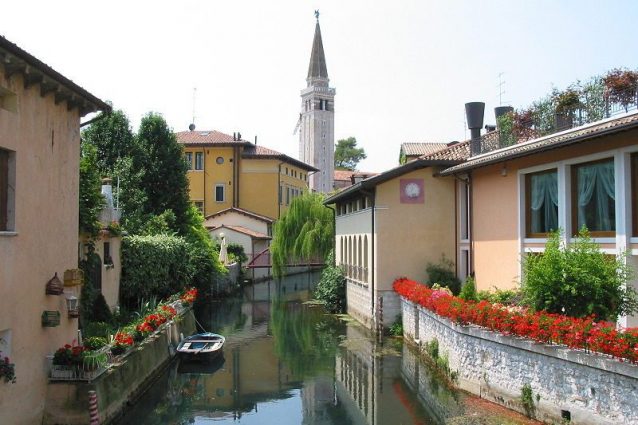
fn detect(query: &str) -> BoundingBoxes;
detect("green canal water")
[115,272,537,425]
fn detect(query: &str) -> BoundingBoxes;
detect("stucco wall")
[402,299,638,424]
[471,129,638,293]
[0,69,83,425]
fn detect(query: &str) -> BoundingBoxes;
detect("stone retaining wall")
[43,310,196,425]
[401,299,638,425]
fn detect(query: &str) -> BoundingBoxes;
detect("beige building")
[0,36,109,424]
[325,142,469,328]
[441,112,638,327]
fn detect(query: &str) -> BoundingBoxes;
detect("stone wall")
[401,299,638,425]
[43,309,196,425]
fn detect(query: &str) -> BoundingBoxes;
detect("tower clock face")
[404,182,420,198]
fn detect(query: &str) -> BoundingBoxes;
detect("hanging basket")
[63,269,84,287]
[45,273,64,295]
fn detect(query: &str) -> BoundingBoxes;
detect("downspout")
[233,146,239,208]
[277,162,284,219]
[203,147,207,214]
[324,204,336,266]
[468,172,474,276]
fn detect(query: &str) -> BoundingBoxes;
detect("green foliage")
[425,338,439,360]
[83,336,108,350]
[79,247,101,329]
[522,228,637,321]
[227,243,248,264]
[521,383,535,418]
[581,76,606,122]
[458,276,478,302]
[79,143,105,236]
[426,256,461,295]
[120,235,193,308]
[334,137,366,171]
[314,251,346,313]
[271,193,333,277]
[92,294,113,324]
[497,112,515,147]
[82,321,114,338]
[139,210,177,236]
[477,288,520,305]
[388,316,404,337]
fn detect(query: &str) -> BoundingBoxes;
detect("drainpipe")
[233,146,239,208]
[467,173,475,276]
[277,162,284,218]
[324,204,336,266]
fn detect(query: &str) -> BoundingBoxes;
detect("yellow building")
[0,36,109,424]
[176,130,318,220]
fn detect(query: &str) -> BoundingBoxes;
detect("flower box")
[50,365,77,380]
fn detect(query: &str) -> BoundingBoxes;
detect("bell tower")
[299,11,335,193]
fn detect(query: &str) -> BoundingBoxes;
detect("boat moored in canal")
[176,332,225,361]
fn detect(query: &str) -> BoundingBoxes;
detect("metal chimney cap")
[495,106,514,120]
[465,102,485,130]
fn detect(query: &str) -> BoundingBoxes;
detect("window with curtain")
[526,169,558,237]
[572,159,615,235]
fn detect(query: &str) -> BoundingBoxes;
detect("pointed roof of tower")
[307,18,328,84]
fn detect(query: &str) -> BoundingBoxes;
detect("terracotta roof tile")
[204,207,274,223]
[242,144,319,172]
[401,142,449,157]
[419,140,470,162]
[176,130,245,146]
[209,224,271,239]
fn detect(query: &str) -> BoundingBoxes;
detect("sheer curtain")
[530,172,558,233]
[577,160,615,231]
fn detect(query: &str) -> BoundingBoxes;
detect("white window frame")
[194,152,204,171]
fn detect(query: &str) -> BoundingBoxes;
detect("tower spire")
[307,12,328,87]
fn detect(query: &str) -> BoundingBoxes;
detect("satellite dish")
[188,123,196,131]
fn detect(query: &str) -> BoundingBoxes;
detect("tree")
[270,193,333,277]
[78,143,104,236]
[334,137,366,170]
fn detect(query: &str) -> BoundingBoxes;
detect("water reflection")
[115,273,533,425]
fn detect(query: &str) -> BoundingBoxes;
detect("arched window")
[363,236,368,282]
[348,236,352,278]
[357,236,362,281]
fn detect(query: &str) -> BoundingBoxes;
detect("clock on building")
[400,179,424,204]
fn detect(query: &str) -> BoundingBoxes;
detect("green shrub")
[83,322,113,338]
[120,235,194,308]
[83,336,108,350]
[314,251,346,313]
[91,294,113,324]
[477,288,521,305]
[522,228,637,321]
[458,276,478,301]
[227,243,248,264]
[521,383,535,418]
[388,316,403,336]
[426,255,461,295]
[424,338,439,360]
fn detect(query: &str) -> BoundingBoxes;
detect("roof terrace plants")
[604,68,638,111]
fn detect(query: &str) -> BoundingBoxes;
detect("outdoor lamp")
[65,293,79,318]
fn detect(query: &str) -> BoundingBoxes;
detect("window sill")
[0,231,18,237]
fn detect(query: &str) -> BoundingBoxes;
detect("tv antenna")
[189,87,197,131]
[497,72,506,106]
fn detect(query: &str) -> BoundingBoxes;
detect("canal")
[115,272,537,425]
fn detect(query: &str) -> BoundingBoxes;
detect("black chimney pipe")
[495,106,514,123]
[465,102,485,156]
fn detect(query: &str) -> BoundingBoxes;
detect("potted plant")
[51,344,85,379]
[604,68,638,111]
[553,87,581,130]
[110,332,133,356]
[0,352,16,384]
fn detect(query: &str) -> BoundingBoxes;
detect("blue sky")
[2,0,637,172]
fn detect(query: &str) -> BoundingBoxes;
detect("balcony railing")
[480,84,638,155]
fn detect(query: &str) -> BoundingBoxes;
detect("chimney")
[465,102,485,156]
[495,106,514,126]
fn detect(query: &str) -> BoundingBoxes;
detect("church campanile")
[299,11,335,193]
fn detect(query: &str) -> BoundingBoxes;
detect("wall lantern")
[45,273,64,295]
[42,311,61,327]
[65,294,80,319]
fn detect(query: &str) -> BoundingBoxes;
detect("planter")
[50,365,78,380]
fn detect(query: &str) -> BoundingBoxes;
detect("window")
[185,152,193,169]
[526,169,558,237]
[215,184,225,202]
[194,201,204,213]
[103,242,113,266]
[633,154,638,237]
[572,159,615,236]
[195,152,204,170]
[286,187,290,205]
[216,156,224,165]
[0,148,14,232]
[279,185,283,205]
[459,181,470,240]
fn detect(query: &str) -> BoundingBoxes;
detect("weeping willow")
[271,192,333,277]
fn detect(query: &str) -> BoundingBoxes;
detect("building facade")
[0,36,108,424]
[177,130,317,220]
[299,16,335,193]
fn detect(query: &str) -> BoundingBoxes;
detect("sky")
[2,1,638,172]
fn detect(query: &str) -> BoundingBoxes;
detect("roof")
[175,130,249,146]
[401,142,449,157]
[204,207,274,223]
[307,21,328,82]
[207,224,271,240]
[325,155,465,205]
[0,35,109,116]
[419,140,470,162]
[440,112,638,176]
[242,144,319,172]
[334,170,379,181]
